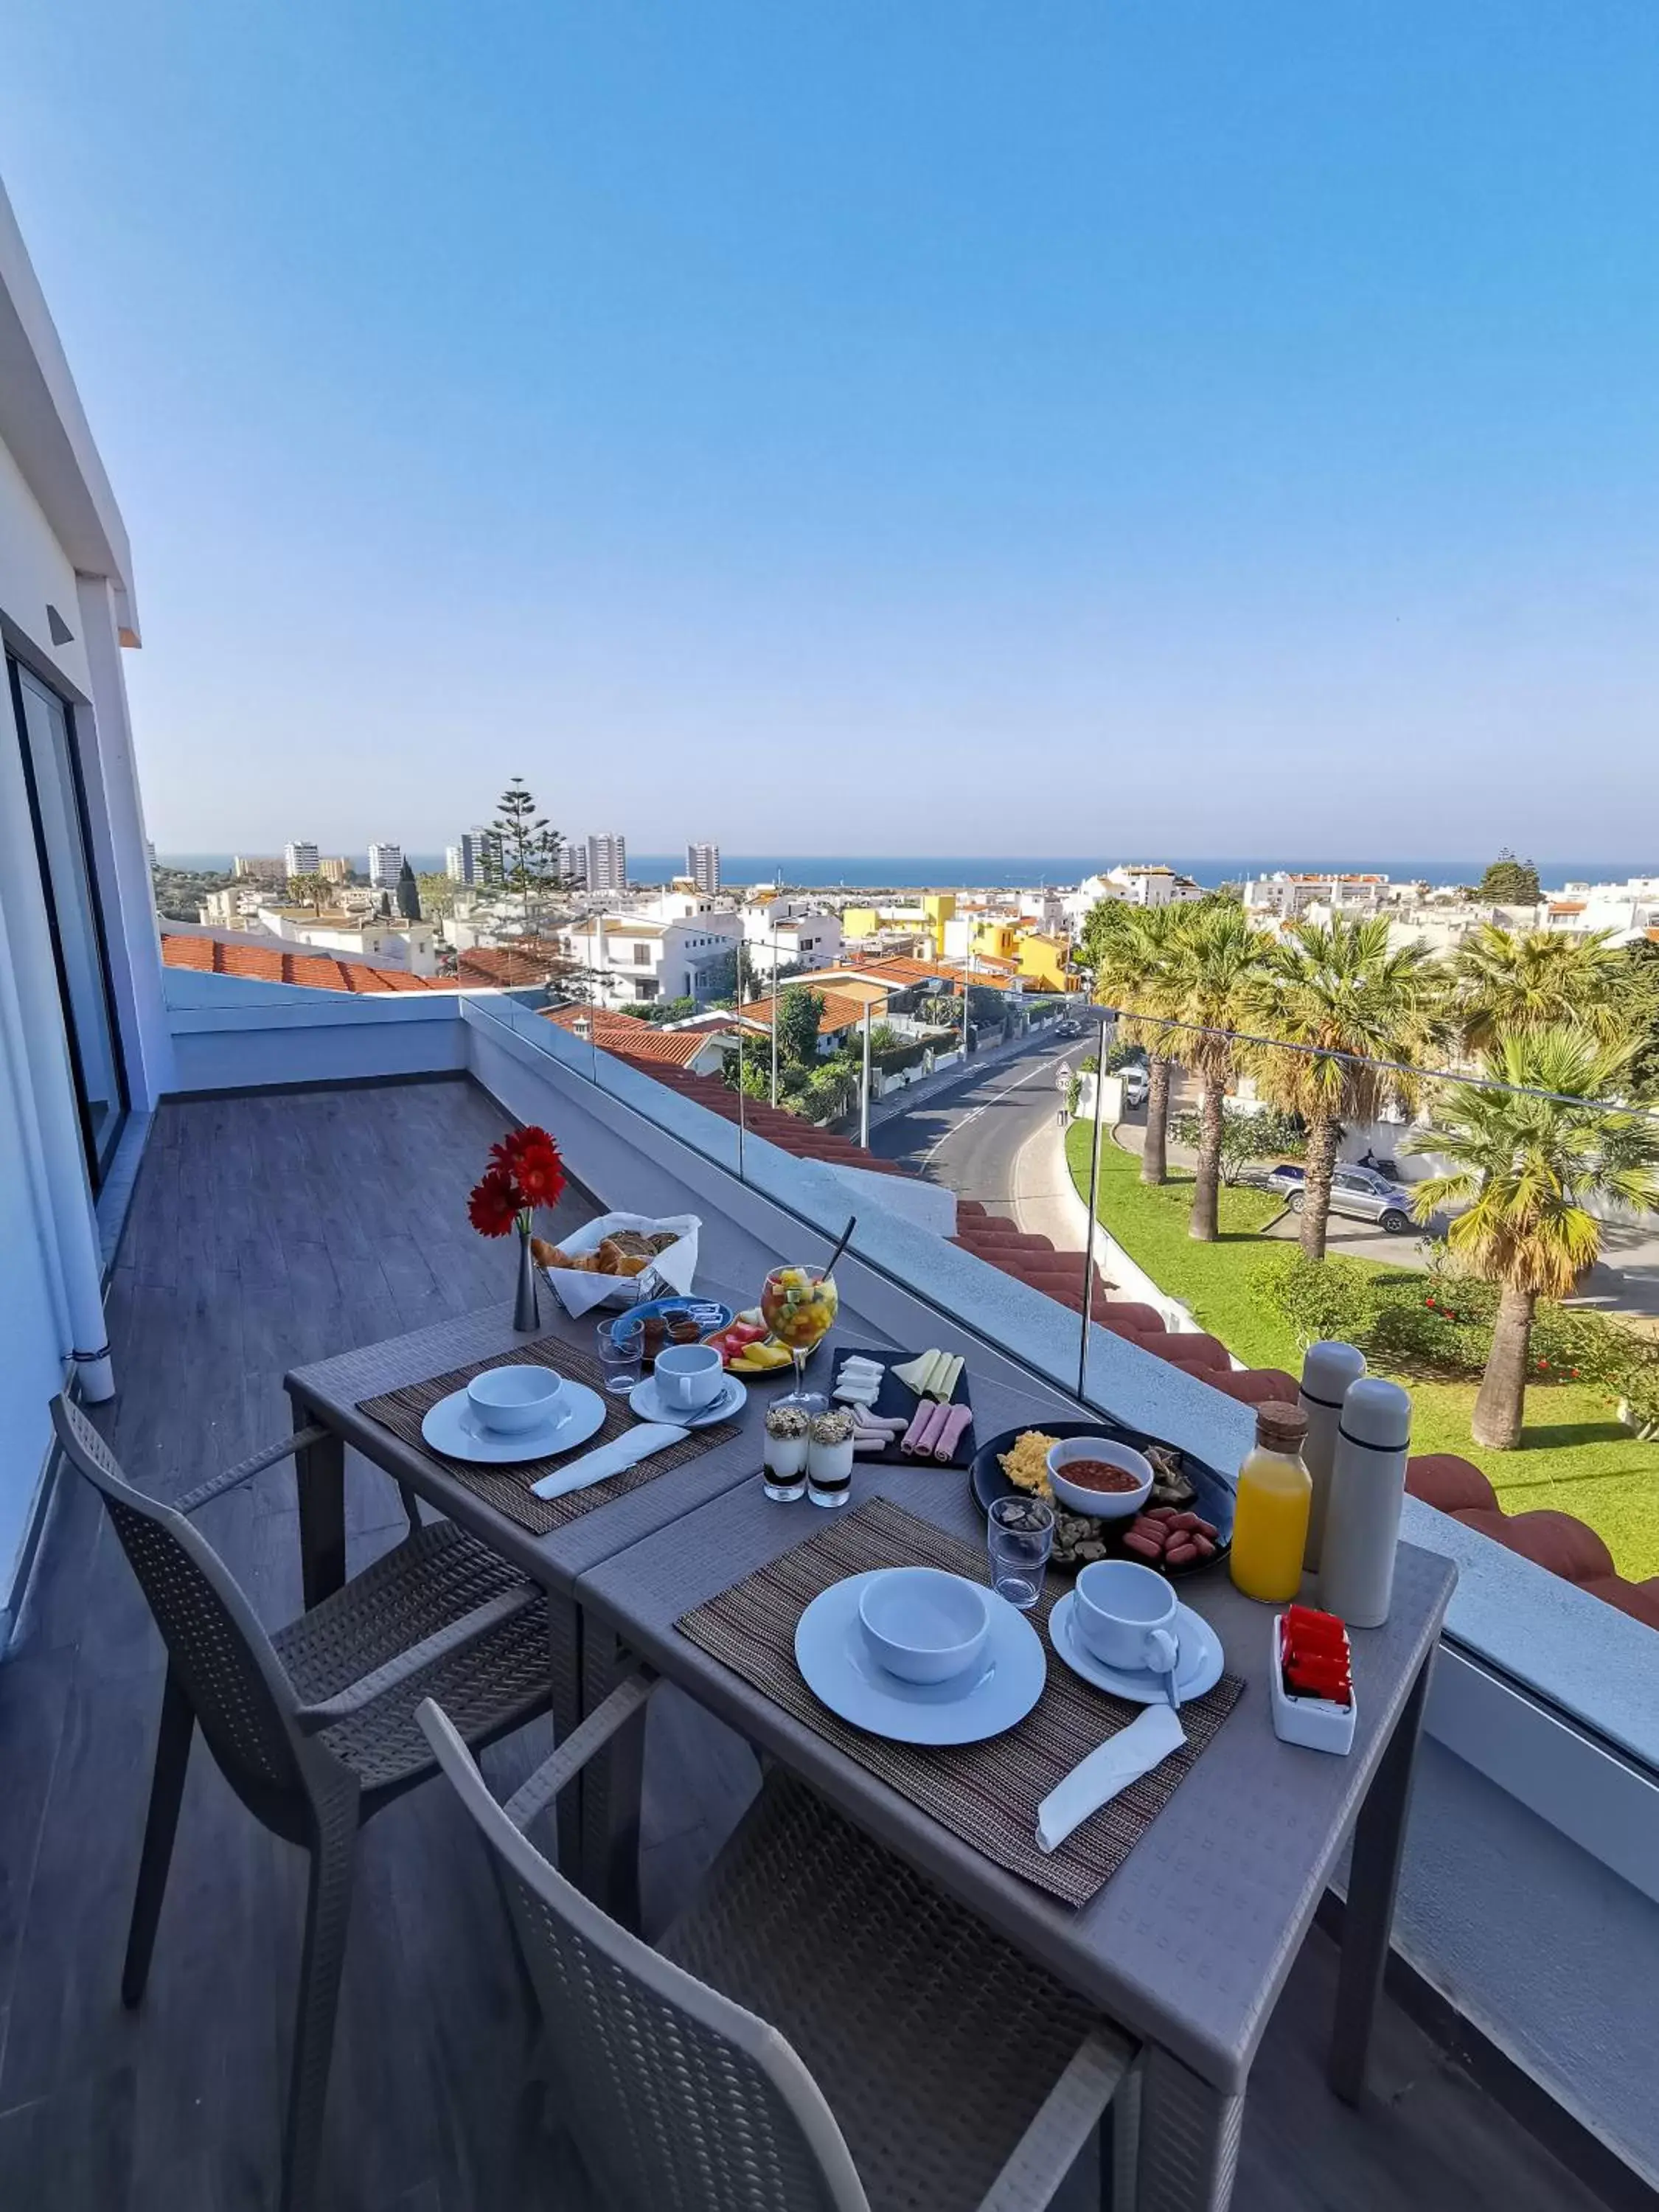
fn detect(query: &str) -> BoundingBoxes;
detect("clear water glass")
[596,1319,642,1394]
[987,1495,1055,1610]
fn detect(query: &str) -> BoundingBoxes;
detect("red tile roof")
[161,933,442,994]
[738,989,873,1034]
[540,1006,731,1068]
[456,942,571,987]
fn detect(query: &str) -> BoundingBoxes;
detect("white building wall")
[0,174,169,1624]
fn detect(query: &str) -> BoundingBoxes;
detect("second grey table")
[575,1450,1454,2212]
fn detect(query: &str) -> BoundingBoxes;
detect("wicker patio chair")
[419,1679,1138,2212]
[50,1395,556,2212]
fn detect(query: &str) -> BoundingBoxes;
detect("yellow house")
[1015,931,1074,992]
[842,893,956,956]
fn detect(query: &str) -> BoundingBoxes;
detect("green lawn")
[1067,1123,1659,1581]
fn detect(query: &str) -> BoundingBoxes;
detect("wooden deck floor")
[0,1080,1614,2211]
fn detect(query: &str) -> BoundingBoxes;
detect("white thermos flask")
[1298,1340,1367,1572]
[1321,1377,1413,1628]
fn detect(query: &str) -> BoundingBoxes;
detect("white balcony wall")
[0,181,168,1618]
[164,971,470,1092]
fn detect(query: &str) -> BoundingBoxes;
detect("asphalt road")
[872,1046,1659,1323]
[869,1032,1081,1219]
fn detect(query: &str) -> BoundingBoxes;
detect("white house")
[560,910,743,1007]
[0,177,172,1625]
[254,906,439,976]
[1541,879,1659,946]
[1243,872,1392,919]
[740,896,843,982]
[1063,863,1203,926]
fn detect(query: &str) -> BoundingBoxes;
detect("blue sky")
[2,1,1655,859]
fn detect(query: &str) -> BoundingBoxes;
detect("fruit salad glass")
[759,1264,839,1410]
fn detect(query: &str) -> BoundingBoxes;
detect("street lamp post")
[860,1000,872,1150]
[1077,1010,1110,1401]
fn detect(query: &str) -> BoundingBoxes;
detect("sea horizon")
[156,851,1658,895]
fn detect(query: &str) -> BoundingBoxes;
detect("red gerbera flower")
[513,1141,566,1206]
[490,1124,557,1172]
[467,1166,521,1238]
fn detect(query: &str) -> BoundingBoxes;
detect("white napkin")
[529,1422,688,1500]
[1035,1704,1187,1854]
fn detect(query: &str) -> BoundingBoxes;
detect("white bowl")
[466,1366,565,1436]
[857,1568,990,1684]
[1046,1437,1154,1520]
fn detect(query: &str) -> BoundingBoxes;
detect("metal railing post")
[1077,1009,1109,1402]
[737,1027,747,1182]
[860,1001,872,1150]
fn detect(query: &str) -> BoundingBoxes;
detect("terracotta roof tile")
[540,1007,731,1068]
[738,989,874,1034]
[456,942,571,987]
[160,933,442,994]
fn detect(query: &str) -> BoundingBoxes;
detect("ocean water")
[157,852,1657,894]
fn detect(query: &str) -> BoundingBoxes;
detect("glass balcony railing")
[449,978,1659,1783]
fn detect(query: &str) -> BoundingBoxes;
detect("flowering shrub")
[467,1125,566,1239]
[1261,1247,1659,1436]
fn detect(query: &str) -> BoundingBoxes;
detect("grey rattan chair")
[418,1679,1137,2212]
[50,1394,556,2212]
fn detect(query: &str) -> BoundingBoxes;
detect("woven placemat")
[358,1336,740,1536]
[678,1495,1243,1907]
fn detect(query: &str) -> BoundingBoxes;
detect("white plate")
[795,1570,1046,1745]
[627,1374,748,1429]
[420,1381,607,1464]
[1048,1594,1223,1704]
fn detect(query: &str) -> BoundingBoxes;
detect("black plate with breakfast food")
[970,1418,1234,1579]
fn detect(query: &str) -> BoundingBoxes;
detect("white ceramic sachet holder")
[1268,1615,1357,1755]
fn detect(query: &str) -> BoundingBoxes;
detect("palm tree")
[1164,904,1267,1241]
[1409,1028,1659,1449]
[1248,915,1447,1262]
[1085,902,1189,1184]
[1452,923,1630,1053]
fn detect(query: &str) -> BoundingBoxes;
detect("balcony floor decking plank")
[0,1079,1617,2212]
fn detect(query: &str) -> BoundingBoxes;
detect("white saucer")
[795,1570,1046,1745]
[420,1381,606,1464]
[1048,1595,1224,1704]
[627,1374,748,1429]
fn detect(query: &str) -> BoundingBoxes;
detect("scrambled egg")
[998,1430,1058,1500]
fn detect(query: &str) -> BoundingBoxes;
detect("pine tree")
[491,779,560,939]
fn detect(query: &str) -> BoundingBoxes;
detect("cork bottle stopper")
[1254,1401,1310,1453]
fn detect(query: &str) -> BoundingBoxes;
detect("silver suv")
[1287,1164,1415,1234]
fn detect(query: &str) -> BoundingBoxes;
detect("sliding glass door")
[8,656,127,1187]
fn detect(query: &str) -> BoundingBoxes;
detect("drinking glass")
[596,1318,642,1395]
[759,1264,838,1411]
[987,1495,1055,1610]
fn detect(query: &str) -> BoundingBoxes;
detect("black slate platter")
[830,1346,975,1468]
[970,1416,1236,1580]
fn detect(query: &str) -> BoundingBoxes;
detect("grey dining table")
[281,1273,908,1900]
[574,1441,1455,2212]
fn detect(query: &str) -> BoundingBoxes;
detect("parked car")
[1121,1064,1149,1109]
[1262,1162,1306,1195]
[1287,1164,1416,1234]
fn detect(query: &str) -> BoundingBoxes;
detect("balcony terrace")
[0,1065,1638,2211]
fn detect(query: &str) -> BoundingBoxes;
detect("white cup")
[1074,1559,1180,1677]
[655,1342,725,1412]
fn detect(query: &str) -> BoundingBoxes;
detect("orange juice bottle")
[1229,1403,1312,1604]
